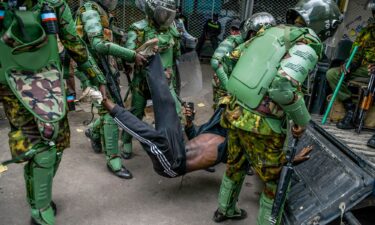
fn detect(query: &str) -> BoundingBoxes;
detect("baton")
[322,46,359,124]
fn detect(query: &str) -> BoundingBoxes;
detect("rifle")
[269,130,299,225]
[322,46,359,124]
[98,55,124,107]
[355,67,375,133]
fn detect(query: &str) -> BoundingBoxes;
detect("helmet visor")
[154,6,176,29]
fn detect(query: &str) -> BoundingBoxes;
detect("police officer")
[212,0,342,224]
[0,0,106,223]
[196,13,222,57]
[76,0,146,178]
[326,0,375,130]
[211,13,276,110]
[121,0,182,159]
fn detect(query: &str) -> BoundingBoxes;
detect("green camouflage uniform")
[326,24,375,101]
[75,1,136,173]
[122,18,182,155]
[210,34,243,110]
[216,26,322,225]
[0,0,104,224]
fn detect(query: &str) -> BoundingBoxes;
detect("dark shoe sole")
[30,202,57,225]
[213,209,247,223]
[121,152,132,160]
[107,165,133,179]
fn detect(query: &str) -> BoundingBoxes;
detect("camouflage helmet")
[145,0,176,29]
[287,0,343,41]
[241,12,276,40]
[97,0,118,11]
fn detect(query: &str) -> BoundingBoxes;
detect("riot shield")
[176,51,203,98]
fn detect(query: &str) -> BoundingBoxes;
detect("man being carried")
[101,54,312,179]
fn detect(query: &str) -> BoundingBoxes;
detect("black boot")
[107,165,133,179]
[367,135,375,148]
[213,208,247,223]
[337,100,355,130]
[85,128,102,153]
[31,201,57,225]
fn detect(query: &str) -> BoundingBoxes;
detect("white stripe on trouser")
[114,118,178,177]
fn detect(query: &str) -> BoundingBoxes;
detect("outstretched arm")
[76,3,145,64]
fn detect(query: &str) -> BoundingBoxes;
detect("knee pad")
[24,143,56,210]
[102,114,119,157]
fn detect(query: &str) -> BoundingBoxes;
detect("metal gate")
[181,0,247,40]
[250,0,299,24]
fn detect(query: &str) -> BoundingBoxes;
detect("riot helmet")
[97,0,118,11]
[286,0,343,41]
[241,12,276,40]
[135,0,146,12]
[145,0,176,29]
[367,0,375,17]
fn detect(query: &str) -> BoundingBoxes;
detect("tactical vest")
[227,26,313,111]
[140,20,178,69]
[0,2,65,137]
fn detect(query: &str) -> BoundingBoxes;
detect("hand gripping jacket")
[226,25,322,130]
[76,1,136,62]
[126,18,181,76]
[211,34,244,89]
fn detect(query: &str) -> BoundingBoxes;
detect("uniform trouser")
[122,64,182,154]
[90,107,123,171]
[112,54,186,177]
[0,85,69,219]
[212,78,227,111]
[326,66,370,102]
[217,125,285,223]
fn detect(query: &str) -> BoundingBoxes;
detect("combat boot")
[213,174,247,223]
[367,135,375,148]
[31,202,57,225]
[337,100,355,129]
[121,142,133,159]
[85,128,102,153]
[107,164,133,179]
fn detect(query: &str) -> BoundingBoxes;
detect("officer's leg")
[326,67,352,101]
[102,113,132,179]
[196,35,206,57]
[326,67,355,128]
[241,131,285,225]
[211,37,219,51]
[121,78,147,159]
[213,128,248,222]
[85,118,102,153]
[25,143,57,225]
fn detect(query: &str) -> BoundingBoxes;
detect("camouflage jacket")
[352,24,375,66]
[126,19,181,77]
[220,26,322,135]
